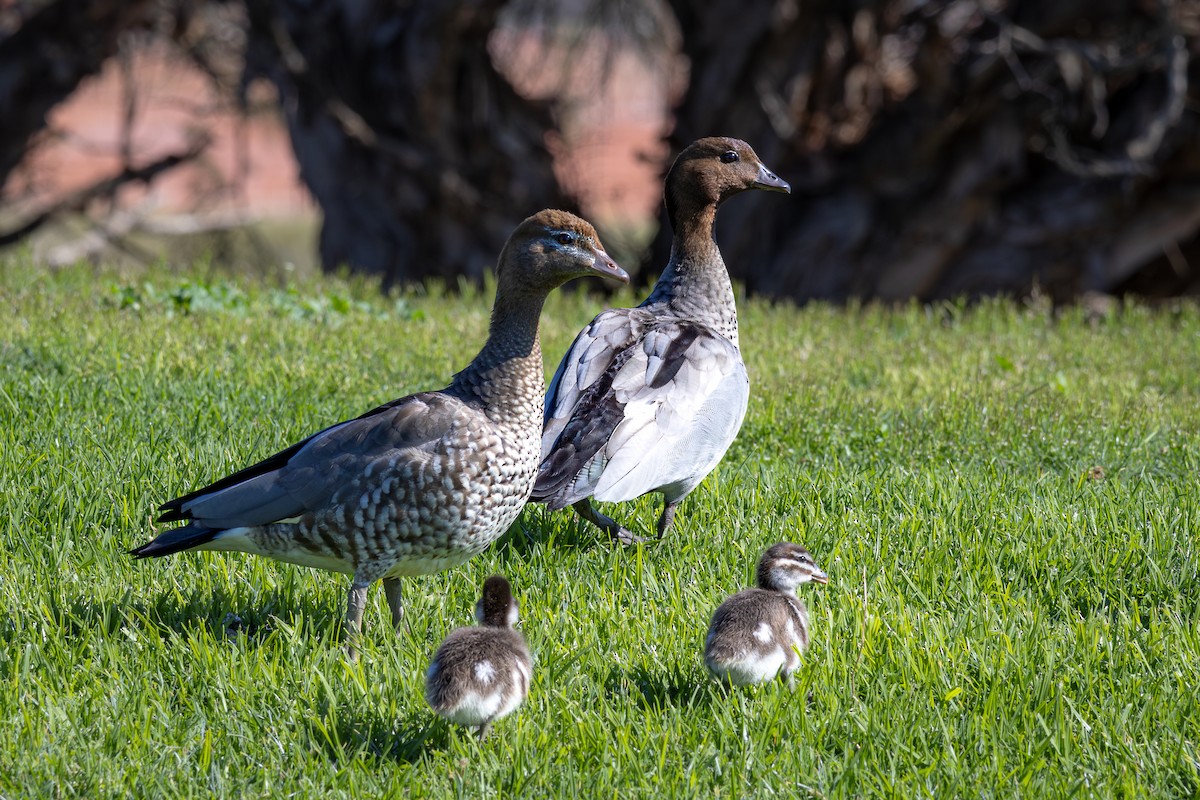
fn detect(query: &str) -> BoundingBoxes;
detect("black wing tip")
[129,540,166,559]
[128,525,219,559]
[530,465,563,507]
[529,472,578,511]
[527,492,570,511]
[128,543,157,559]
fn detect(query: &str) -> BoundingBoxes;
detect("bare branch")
[0,134,211,248]
[0,0,156,186]
[1125,25,1188,163]
[986,4,1189,179]
[42,209,252,267]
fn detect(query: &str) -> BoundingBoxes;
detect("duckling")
[704,542,828,686]
[131,211,629,657]
[531,137,791,544]
[426,575,532,739]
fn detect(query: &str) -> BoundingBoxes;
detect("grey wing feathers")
[159,393,466,529]
[541,308,651,451]
[533,308,650,506]
[590,324,748,502]
[534,313,749,508]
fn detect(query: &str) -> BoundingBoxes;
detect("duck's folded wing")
[541,307,654,458]
[593,325,748,502]
[157,393,465,528]
[533,320,748,508]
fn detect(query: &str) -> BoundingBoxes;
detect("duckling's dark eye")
[555,232,574,246]
[720,150,739,163]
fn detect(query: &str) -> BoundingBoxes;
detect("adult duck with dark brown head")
[531,137,790,544]
[131,210,628,657]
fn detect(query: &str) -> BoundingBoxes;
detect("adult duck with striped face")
[131,210,628,657]
[531,137,790,544]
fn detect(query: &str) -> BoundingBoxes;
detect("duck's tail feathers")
[129,524,222,559]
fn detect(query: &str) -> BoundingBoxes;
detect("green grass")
[1,257,1198,798]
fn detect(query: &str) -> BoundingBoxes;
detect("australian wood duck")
[131,210,629,657]
[704,542,827,686]
[425,575,532,739]
[530,137,790,544]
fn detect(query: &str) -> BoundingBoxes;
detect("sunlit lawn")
[1,259,1197,797]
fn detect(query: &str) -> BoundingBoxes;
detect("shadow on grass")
[497,508,669,558]
[54,587,341,649]
[604,664,713,711]
[498,515,605,555]
[308,705,442,765]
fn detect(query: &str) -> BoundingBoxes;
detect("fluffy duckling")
[426,575,532,739]
[704,542,828,686]
[531,137,790,544]
[131,211,628,657]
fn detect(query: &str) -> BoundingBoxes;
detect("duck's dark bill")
[754,164,791,193]
[591,251,630,283]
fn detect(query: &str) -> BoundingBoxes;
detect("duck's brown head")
[664,137,790,222]
[496,209,629,294]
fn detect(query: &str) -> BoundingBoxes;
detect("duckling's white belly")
[704,614,804,685]
[705,646,792,686]
[440,687,507,728]
[428,656,530,726]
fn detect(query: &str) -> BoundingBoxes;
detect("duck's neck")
[643,200,739,347]
[449,290,546,433]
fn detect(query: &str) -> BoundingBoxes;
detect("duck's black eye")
[555,232,574,246]
[720,150,739,163]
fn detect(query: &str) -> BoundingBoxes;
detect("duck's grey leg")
[572,499,644,546]
[656,500,681,539]
[345,581,370,660]
[383,577,405,633]
[477,721,493,741]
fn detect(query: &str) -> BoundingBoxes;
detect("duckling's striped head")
[755,542,828,593]
[475,574,519,628]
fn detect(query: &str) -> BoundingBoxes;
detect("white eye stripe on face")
[773,558,813,571]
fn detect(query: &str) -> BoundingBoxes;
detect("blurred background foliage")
[2,0,1199,302]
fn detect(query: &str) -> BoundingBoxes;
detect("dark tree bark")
[6,0,1199,301]
[242,0,572,287]
[660,0,1200,301]
[0,0,155,187]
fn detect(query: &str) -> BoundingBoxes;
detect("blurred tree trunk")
[0,0,154,186]
[7,0,1199,300]
[660,0,1200,301]
[242,0,571,287]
